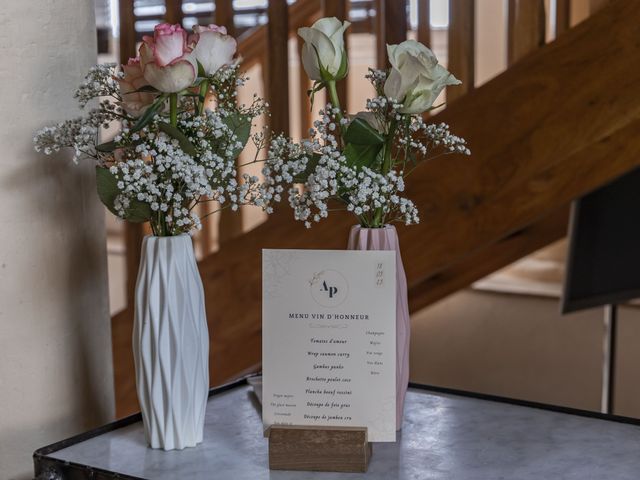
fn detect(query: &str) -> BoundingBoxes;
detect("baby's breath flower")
[33,63,275,235]
[264,87,469,228]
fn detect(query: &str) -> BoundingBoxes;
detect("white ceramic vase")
[132,234,209,450]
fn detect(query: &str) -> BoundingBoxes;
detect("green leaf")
[293,153,321,183]
[197,60,207,78]
[132,95,166,132]
[157,122,198,156]
[222,113,251,158]
[95,167,152,223]
[344,117,384,145]
[343,142,383,170]
[95,141,118,153]
[95,166,120,216]
[125,200,153,223]
[307,81,325,110]
[134,85,159,93]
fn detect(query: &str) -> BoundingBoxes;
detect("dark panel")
[563,167,640,313]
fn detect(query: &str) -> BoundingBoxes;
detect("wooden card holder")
[267,425,372,473]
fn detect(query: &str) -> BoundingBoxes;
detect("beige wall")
[411,290,604,411]
[613,306,640,417]
[0,2,114,479]
[411,290,640,415]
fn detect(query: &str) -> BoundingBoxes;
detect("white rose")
[190,24,238,76]
[139,23,197,93]
[383,40,461,114]
[298,17,350,82]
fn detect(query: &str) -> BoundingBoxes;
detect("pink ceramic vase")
[347,225,410,430]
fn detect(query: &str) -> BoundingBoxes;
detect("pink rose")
[139,23,197,93]
[117,58,157,117]
[190,24,238,76]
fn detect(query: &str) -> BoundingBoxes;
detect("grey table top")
[48,383,640,479]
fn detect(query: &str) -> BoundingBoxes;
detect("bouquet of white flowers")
[264,18,470,229]
[34,23,272,236]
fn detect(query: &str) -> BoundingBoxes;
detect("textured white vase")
[132,234,209,451]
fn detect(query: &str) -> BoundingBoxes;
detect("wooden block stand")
[268,425,372,473]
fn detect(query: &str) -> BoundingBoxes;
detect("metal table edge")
[33,378,640,479]
[32,376,255,480]
[408,382,640,427]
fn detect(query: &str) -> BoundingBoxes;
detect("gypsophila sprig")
[75,64,122,108]
[264,32,470,229]
[34,22,276,236]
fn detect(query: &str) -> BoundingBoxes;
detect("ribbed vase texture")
[347,225,410,431]
[133,235,209,450]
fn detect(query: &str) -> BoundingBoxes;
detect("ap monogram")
[321,280,338,298]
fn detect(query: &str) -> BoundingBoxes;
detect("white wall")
[0,2,114,479]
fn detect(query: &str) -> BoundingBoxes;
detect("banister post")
[417,0,431,48]
[375,0,407,69]
[297,36,313,138]
[216,0,236,36]
[216,0,243,245]
[507,0,546,65]
[267,0,290,136]
[119,2,144,303]
[165,0,184,26]
[555,0,571,36]
[448,0,475,102]
[119,0,136,63]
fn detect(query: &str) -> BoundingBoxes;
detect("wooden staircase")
[112,0,640,417]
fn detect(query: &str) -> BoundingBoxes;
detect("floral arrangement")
[264,18,470,228]
[34,23,272,236]
[34,18,469,235]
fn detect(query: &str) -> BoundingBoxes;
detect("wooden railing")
[112,0,636,416]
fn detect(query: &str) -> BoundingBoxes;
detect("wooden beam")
[556,0,571,36]
[118,0,136,64]
[447,0,475,102]
[267,0,290,135]
[165,0,184,25]
[590,0,610,12]
[417,0,431,48]
[375,0,407,68]
[408,206,570,312]
[215,0,236,36]
[324,0,349,108]
[508,0,546,65]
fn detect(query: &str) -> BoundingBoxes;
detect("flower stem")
[198,81,209,115]
[326,80,346,137]
[326,80,341,111]
[372,119,398,228]
[169,93,178,127]
[381,119,397,174]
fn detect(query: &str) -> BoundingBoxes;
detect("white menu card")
[262,249,396,442]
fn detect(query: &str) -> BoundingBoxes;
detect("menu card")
[262,249,396,442]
